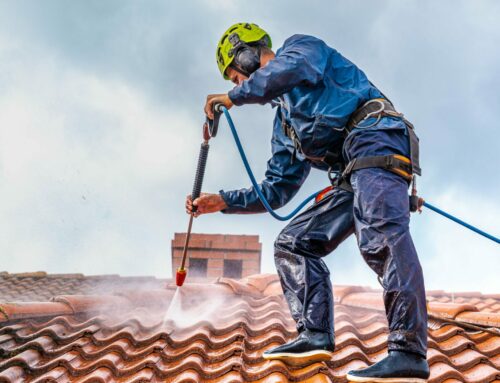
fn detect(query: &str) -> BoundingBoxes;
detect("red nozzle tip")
[176,268,187,287]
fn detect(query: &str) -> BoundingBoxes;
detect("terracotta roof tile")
[0,302,73,321]
[0,272,499,382]
[339,292,384,310]
[455,311,500,328]
[333,286,370,303]
[0,272,165,303]
[426,291,500,314]
[428,302,479,320]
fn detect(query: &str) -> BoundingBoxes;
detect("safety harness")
[281,97,423,211]
[342,98,421,179]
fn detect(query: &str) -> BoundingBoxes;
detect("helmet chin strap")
[230,63,254,78]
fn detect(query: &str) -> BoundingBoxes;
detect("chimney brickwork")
[171,233,262,280]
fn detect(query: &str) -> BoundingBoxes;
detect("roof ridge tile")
[51,295,131,314]
[0,302,73,322]
[427,302,479,320]
[6,271,48,278]
[46,273,85,279]
[455,311,500,329]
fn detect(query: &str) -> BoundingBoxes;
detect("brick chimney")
[171,233,262,281]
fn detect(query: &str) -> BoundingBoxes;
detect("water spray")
[175,105,223,287]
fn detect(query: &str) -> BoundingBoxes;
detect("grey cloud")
[0,0,498,292]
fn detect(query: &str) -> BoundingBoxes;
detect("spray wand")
[176,105,223,287]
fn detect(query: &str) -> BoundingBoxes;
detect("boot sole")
[346,374,428,383]
[262,350,334,365]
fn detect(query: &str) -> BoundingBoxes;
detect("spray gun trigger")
[205,104,223,139]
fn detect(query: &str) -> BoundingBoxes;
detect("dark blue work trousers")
[274,128,428,357]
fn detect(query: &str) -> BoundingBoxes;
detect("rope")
[220,107,500,244]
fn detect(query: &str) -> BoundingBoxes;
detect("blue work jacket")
[220,34,401,213]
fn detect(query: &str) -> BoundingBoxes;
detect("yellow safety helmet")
[216,23,272,80]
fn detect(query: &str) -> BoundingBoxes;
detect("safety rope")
[422,201,499,244]
[220,107,500,244]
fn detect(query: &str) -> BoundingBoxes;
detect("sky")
[0,0,499,293]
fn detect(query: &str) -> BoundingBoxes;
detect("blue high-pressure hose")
[220,107,500,245]
[221,107,319,221]
[422,201,499,244]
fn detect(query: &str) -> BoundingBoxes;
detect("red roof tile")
[0,272,165,302]
[0,273,498,382]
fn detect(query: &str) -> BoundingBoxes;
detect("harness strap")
[346,98,422,177]
[346,98,402,131]
[404,119,422,176]
[279,99,303,165]
[342,154,413,182]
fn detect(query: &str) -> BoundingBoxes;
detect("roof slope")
[0,272,165,302]
[0,273,499,382]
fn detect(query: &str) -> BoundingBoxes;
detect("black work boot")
[262,329,335,365]
[347,350,430,382]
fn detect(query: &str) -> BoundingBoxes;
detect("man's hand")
[185,192,228,217]
[204,94,233,120]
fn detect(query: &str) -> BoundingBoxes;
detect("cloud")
[0,1,498,293]
[0,39,201,275]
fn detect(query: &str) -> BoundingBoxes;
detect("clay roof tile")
[333,285,371,303]
[243,274,279,293]
[427,302,479,320]
[339,291,384,310]
[0,272,499,382]
[51,295,132,314]
[0,301,73,322]
[216,277,262,297]
[455,311,500,328]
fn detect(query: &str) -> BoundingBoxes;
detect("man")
[186,23,430,382]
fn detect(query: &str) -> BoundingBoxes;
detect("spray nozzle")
[176,268,187,287]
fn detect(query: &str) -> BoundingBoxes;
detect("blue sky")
[1,1,499,292]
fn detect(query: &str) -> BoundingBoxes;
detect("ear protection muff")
[228,33,261,77]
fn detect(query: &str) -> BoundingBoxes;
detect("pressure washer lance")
[175,104,223,287]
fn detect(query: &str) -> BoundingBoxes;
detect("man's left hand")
[204,94,233,119]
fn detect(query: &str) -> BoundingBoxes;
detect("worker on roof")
[186,22,429,382]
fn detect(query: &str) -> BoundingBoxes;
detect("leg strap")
[342,154,413,182]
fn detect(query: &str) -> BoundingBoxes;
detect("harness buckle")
[327,167,340,184]
[341,158,357,179]
[385,155,394,168]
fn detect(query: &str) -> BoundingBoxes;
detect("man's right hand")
[185,193,228,217]
[204,94,233,120]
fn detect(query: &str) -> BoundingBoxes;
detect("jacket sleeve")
[228,35,328,106]
[219,110,311,214]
